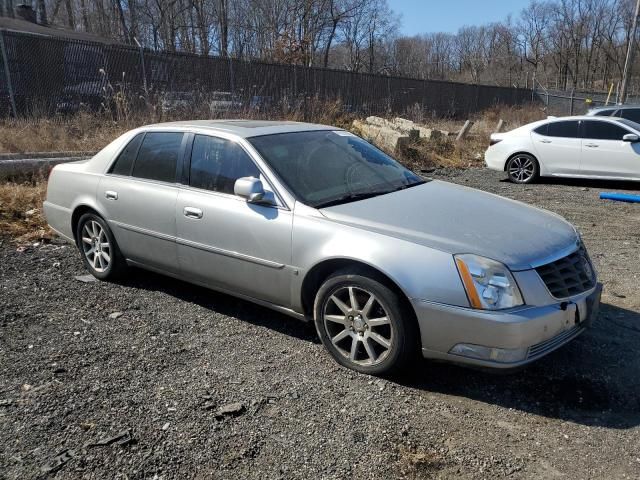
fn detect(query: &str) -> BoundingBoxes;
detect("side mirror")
[234,176,274,205]
[623,133,639,142]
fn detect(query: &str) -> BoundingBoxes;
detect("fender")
[290,204,469,312]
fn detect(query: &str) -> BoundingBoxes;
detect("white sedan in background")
[485,116,640,183]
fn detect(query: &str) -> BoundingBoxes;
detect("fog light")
[449,343,528,363]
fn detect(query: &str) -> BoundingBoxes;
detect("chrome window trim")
[177,183,290,212]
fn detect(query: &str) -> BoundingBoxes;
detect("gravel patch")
[1,168,639,479]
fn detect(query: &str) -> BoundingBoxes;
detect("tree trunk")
[64,0,75,29]
[5,0,14,18]
[113,0,130,42]
[36,0,47,25]
[323,19,338,68]
[218,0,228,56]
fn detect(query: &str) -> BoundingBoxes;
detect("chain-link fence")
[535,86,640,116]
[0,30,534,119]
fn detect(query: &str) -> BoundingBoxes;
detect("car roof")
[589,104,640,111]
[543,115,628,121]
[143,120,337,138]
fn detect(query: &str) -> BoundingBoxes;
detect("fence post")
[134,38,149,107]
[0,30,17,117]
[569,88,575,115]
[228,55,235,96]
[531,71,536,102]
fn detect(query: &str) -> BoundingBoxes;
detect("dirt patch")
[1,168,639,479]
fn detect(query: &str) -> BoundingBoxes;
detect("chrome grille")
[535,245,596,298]
[527,326,584,359]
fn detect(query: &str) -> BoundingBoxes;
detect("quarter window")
[109,133,143,176]
[189,135,260,194]
[131,132,183,183]
[546,121,579,138]
[582,121,628,140]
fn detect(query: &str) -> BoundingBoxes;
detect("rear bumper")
[413,283,602,369]
[484,147,507,171]
[43,200,74,242]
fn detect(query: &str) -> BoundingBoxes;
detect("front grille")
[527,325,584,359]
[535,244,596,298]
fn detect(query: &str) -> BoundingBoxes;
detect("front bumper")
[413,283,602,369]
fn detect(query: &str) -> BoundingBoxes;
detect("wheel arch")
[300,257,416,320]
[71,204,103,246]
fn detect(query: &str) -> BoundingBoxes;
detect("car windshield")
[248,130,426,208]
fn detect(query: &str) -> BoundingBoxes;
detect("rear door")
[580,120,640,179]
[98,131,186,273]
[176,134,293,306]
[531,120,581,175]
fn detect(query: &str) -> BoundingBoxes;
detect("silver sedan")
[44,120,602,375]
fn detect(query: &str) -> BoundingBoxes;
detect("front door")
[176,134,293,306]
[580,120,640,179]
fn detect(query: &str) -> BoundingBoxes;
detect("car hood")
[319,180,578,271]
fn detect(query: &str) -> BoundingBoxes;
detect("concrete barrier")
[354,117,450,152]
[0,153,93,180]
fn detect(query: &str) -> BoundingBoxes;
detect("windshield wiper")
[314,191,388,209]
[314,180,428,209]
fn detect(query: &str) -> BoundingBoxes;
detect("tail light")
[489,138,502,146]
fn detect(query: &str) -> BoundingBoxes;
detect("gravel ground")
[1,168,640,479]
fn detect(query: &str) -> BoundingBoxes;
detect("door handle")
[105,190,118,200]
[540,139,552,143]
[584,143,599,148]
[183,206,203,219]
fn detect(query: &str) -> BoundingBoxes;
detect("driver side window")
[189,135,260,194]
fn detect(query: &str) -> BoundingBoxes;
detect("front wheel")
[506,154,539,184]
[313,270,418,376]
[76,213,127,280]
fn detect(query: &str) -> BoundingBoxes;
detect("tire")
[313,268,419,376]
[506,153,539,184]
[75,212,127,280]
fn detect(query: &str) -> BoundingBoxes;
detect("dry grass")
[400,103,547,170]
[0,98,354,154]
[0,176,53,244]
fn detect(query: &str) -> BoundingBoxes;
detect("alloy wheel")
[509,156,535,182]
[81,220,111,273]
[323,286,394,366]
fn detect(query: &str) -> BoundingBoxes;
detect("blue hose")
[600,192,640,203]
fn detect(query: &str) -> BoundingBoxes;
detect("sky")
[388,0,532,35]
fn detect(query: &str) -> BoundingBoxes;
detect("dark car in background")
[586,105,640,123]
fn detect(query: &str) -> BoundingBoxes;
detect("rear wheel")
[506,153,539,184]
[76,213,127,280]
[313,269,418,376]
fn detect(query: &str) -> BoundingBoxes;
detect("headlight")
[454,254,524,310]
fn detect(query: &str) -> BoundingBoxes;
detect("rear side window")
[109,133,143,176]
[546,121,579,138]
[593,109,616,116]
[131,132,183,183]
[582,120,628,140]
[533,124,548,135]
[189,135,260,194]
[620,109,640,123]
